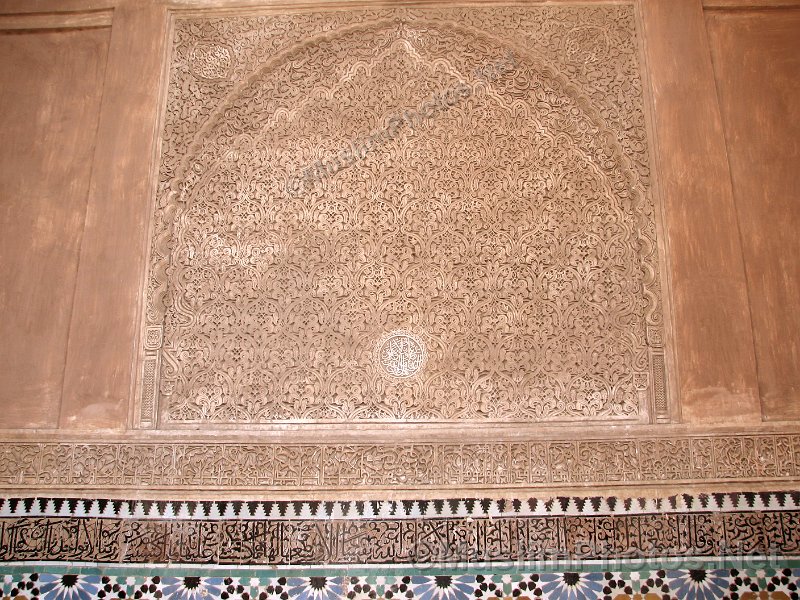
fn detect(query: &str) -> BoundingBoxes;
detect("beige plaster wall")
[706,7,800,421]
[0,26,110,428]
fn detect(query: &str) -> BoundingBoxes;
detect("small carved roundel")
[189,42,235,81]
[375,330,427,379]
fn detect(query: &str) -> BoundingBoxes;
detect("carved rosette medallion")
[375,330,427,379]
[139,6,670,427]
[189,41,236,81]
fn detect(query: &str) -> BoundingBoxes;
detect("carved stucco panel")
[140,5,668,426]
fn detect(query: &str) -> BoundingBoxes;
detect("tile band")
[1,493,799,565]
[1,511,799,564]
[1,492,800,521]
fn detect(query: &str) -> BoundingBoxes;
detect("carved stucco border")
[1,430,799,496]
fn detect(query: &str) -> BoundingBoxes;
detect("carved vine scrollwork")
[140,6,668,425]
[0,435,797,489]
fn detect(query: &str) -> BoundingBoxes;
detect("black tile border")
[2,491,800,520]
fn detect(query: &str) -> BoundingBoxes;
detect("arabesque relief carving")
[3,433,795,491]
[140,6,667,426]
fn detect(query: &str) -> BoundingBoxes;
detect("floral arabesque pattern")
[141,7,667,425]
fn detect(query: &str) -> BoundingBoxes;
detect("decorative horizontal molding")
[703,0,800,10]
[0,9,112,30]
[164,0,654,13]
[0,432,799,492]
[1,494,800,564]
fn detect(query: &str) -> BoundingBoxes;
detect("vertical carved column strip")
[139,326,164,427]
[651,352,669,421]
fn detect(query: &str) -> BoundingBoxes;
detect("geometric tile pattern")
[2,492,800,520]
[2,568,800,600]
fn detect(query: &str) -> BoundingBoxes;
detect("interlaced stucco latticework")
[140,6,668,426]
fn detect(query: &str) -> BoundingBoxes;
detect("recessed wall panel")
[706,9,800,420]
[0,27,109,428]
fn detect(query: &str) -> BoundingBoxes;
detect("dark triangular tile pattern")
[1,492,799,520]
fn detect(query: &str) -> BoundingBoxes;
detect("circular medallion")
[189,42,236,81]
[375,330,427,379]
